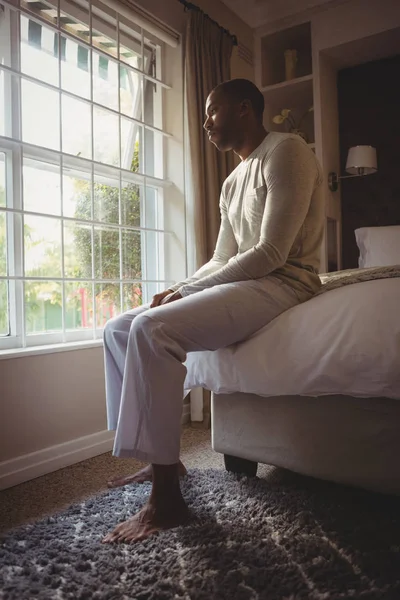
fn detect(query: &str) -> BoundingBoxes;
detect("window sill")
[0,339,104,360]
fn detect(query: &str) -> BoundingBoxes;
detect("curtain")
[184,10,235,424]
[185,9,235,263]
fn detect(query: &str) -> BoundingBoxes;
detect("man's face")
[203,90,240,151]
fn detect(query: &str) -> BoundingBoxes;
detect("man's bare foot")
[102,496,190,544]
[107,460,187,488]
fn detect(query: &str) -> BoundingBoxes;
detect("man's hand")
[150,289,174,308]
[161,291,183,305]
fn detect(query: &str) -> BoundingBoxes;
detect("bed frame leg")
[224,454,258,477]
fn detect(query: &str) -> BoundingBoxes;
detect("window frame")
[0,0,176,351]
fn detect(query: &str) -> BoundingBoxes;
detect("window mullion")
[58,19,67,343]
[117,13,123,315]
[89,0,96,339]
[8,7,25,347]
[119,172,123,314]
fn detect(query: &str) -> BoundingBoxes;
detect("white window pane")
[93,172,119,224]
[0,211,7,276]
[61,37,91,100]
[95,283,120,328]
[0,2,12,74]
[123,282,144,312]
[65,281,93,330]
[119,30,142,70]
[23,157,61,215]
[62,95,92,159]
[0,152,5,207]
[143,80,162,127]
[0,70,6,137]
[21,0,60,29]
[93,51,118,111]
[64,221,92,279]
[0,280,9,335]
[63,168,92,219]
[20,16,59,87]
[93,226,120,280]
[142,229,162,282]
[24,215,62,277]
[121,120,142,172]
[121,181,142,227]
[25,280,62,334]
[145,36,159,76]
[22,80,60,151]
[0,155,5,314]
[119,67,141,118]
[59,0,90,43]
[144,185,158,229]
[144,129,164,178]
[0,2,12,137]
[121,229,141,280]
[92,26,117,59]
[93,107,119,166]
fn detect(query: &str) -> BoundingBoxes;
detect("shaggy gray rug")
[1,468,400,600]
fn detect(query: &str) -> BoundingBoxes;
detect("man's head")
[203,79,265,152]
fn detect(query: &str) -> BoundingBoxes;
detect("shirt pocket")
[244,185,267,222]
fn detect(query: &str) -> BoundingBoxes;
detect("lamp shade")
[345,145,377,175]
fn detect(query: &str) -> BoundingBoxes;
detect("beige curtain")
[184,9,235,265]
[184,10,235,426]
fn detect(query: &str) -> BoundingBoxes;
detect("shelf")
[261,74,313,95]
[260,23,314,147]
[262,74,314,144]
[261,75,313,112]
[261,21,312,87]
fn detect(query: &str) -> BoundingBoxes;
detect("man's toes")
[107,478,123,488]
[102,524,124,543]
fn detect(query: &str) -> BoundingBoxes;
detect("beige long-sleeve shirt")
[171,132,325,297]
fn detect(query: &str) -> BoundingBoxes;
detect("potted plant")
[272,106,313,142]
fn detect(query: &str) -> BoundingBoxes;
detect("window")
[0,0,175,349]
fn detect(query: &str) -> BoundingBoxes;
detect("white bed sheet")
[184,277,400,399]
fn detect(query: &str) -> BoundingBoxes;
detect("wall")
[254,0,400,271]
[0,0,254,490]
[134,0,255,81]
[312,0,400,53]
[311,0,400,271]
[338,54,400,269]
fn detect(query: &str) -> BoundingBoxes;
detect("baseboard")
[0,430,115,491]
[0,413,191,491]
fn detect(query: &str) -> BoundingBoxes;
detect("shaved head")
[203,78,266,154]
[212,79,265,123]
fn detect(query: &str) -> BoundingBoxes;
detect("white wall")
[312,0,400,270]
[255,0,400,272]
[0,0,255,490]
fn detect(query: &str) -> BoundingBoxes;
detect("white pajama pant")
[103,276,310,465]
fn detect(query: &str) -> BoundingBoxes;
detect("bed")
[184,227,400,495]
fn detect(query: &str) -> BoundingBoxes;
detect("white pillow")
[355,226,400,268]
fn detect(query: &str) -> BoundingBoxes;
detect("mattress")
[184,277,400,399]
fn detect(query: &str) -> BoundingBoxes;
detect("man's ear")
[239,99,251,118]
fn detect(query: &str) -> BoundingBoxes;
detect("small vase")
[284,49,298,80]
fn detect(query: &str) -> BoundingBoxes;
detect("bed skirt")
[211,392,400,495]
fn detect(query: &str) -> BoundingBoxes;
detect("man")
[102,79,324,544]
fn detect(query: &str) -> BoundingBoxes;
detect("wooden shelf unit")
[261,22,312,88]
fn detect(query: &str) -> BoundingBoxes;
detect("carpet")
[1,468,400,600]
